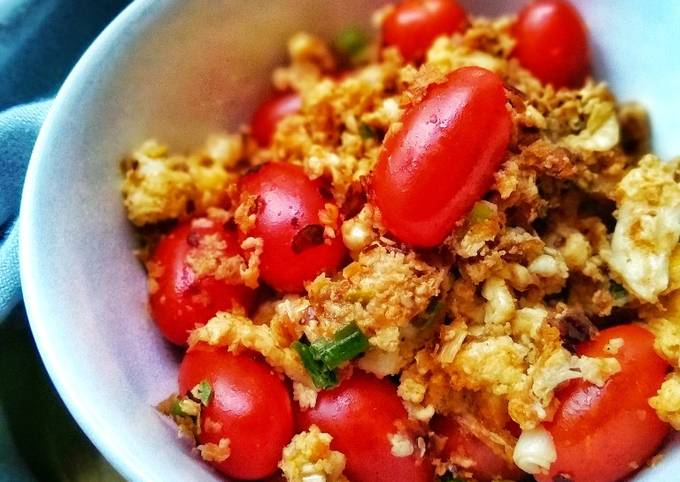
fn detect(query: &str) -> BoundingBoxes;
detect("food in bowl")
[119,0,680,480]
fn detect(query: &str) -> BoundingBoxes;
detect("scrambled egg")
[279,425,347,482]
[188,311,311,387]
[650,372,680,430]
[121,136,241,226]
[604,156,680,302]
[306,246,445,351]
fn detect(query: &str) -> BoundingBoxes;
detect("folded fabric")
[0,101,51,320]
[0,0,131,320]
[0,221,21,321]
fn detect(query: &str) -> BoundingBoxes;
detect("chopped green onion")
[294,323,369,389]
[293,341,338,389]
[359,123,378,140]
[469,201,494,224]
[311,323,369,369]
[170,398,187,417]
[194,380,213,406]
[412,298,446,329]
[609,281,627,299]
[333,25,368,61]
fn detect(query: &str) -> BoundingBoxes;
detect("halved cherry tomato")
[148,219,255,345]
[513,0,590,88]
[179,344,295,480]
[538,325,671,482]
[250,92,302,146]
[432,416,523,482]
[239,162,347,293]
[382,0,467,62]
[296,371,432,482]
[372,66,511,247]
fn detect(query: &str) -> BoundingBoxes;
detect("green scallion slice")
[609,281,627,299]
[312,323,369,369]
[469,201,494,224]
[412,298,446,329]
[194,380,213,406]
[333,25,368,60]
[358,123,378,140]
[293,341,338,389]
[170,398,187,417]
[294,323,369,389]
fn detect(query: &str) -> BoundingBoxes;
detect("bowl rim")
[19,0,158,480]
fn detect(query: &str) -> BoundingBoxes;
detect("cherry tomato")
[382,0,467,62]
[513,0,590,88]
[296,371,433,482]
[239,162,347,293]
[432,416,523,482]
[372,66,511,247]
[148,219,255,345]
[179,344,295,480]
[250,92,302,146]
[538,325,671,482]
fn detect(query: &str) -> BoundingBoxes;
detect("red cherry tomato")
[179,344,294,480]
[239,162,347,293]
[382,0,467,62]
[296,371,433,482]
[250,92,302,146]
[538,325,671,482]
[372,66,511,247]
[432,416,523,482]
[513,0,590,88]
[148,219,255,345]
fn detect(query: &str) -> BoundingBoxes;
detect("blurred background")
[1,2,131,480]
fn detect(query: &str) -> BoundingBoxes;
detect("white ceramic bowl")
[19,1,680,481]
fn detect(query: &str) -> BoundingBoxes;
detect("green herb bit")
[359,123,378,140]
[469,201,494,224]
[170,398,187,417]
[312,323,370,370]
[192,380,213,407]
[609,281,628,299]
[412,298,446,329]
[333,25,368,60]
[294,323,369,389]
[293,341,339,389]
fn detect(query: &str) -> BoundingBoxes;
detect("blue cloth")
[0,0,132,318]
[0,1,130,479]
[0,101,51,319]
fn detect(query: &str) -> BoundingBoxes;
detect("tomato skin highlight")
[250,92,302,146]
[538,325,671,482]
[372,66,511,247]
[432,416,523,482]
[296,371,433,482]
[513,0,590,88]
[382,0,467,62]
[239,163,347,293]
[179,344,295,480]
[148,219,255,345]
